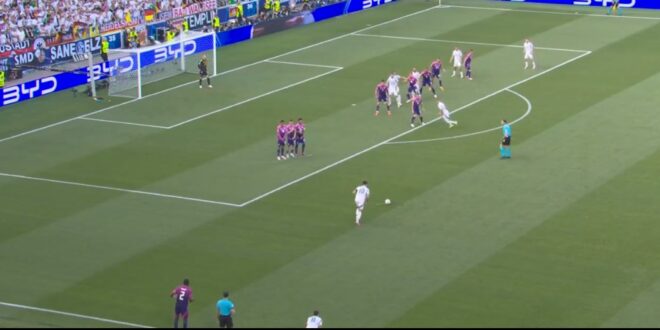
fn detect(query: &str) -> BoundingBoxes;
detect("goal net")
[106,30,217,99]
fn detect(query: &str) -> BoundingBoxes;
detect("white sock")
[396,95,401,106]
[460,71,464,78]
[524,61,528,69]
[532,62,536,69]
[355,209,362,223]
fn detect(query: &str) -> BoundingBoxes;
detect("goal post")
[107,30,217,100]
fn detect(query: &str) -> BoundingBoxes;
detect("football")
[385,198,391,205]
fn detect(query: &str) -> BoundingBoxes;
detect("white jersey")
[354,184,370,204]
[438,101,450,117]
[524,41,534,58]
[387,74,400,93]
[452,49,463,67]
[306,315,323,328]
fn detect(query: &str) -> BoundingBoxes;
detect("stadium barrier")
[498,0,660,10]
[0,0,397,108]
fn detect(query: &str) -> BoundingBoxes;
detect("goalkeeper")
[198,54,212,89]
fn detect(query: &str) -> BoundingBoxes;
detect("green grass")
[1,0,660,327]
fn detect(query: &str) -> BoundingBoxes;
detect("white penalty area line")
[79,117,171,129]
[0,301,152,328]
[264,60,343,70]
[387,88,532,145]
[166,67,343,129]
[79,64,344,130]
[352,33,591,54]
[0,172,242,207]
[238,49,592,207]
[0,4,444,144]
[446,4,660,21]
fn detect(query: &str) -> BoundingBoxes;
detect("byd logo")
[88,56,136,82]
[573,0,635,7]
[362,0,392,9]
[153,40,197,64]
[2,77,57,105]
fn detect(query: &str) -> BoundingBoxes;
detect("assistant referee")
[216,291,235,328]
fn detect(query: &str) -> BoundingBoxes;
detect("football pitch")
[2,0,660,327]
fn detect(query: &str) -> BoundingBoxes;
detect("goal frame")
[107,30,217,99]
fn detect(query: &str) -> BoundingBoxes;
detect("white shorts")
[524,52,534,60]
[355,200,365,210]
[388,87,399,96]
[453,60,462,68]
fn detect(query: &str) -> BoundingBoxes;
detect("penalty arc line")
[0,4,443,145]
[387,88,532,145]
[238,51,591,207]
[0,301,153,328]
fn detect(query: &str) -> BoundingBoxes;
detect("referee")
[499,119,511,159]
[216,291,235,328]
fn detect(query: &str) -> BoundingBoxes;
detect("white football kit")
[354,185,370,209]
[387,74,401,95]
[387,74,403,107]
[524,41,534,60]
[438,101,457,127]
[306,315,323,328]
[452,49,463,68]
[354,184,370,225]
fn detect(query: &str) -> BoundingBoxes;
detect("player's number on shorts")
[178,288,187,301]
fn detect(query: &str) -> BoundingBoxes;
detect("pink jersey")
[277,124,287,141]
[407,75,417,87]
[376,82,387,94]
[286,123,296,139]
[295,123,305,137]
[171,285,193,310]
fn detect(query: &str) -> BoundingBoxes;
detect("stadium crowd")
[0,0,341,47]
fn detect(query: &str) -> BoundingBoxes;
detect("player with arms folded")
[430,58,445,91]
[276,120,287,160]
[420,68,437,98]
[410,93,424,128]
[387,72,403,108]
[353,180,370,226]
[523,38,536,70]
[374,79,391,116]
[295,118,306,157]
[198,55,212,88]
[286,119,297,158]
[170,278,194,328]
[450,47,464,78]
